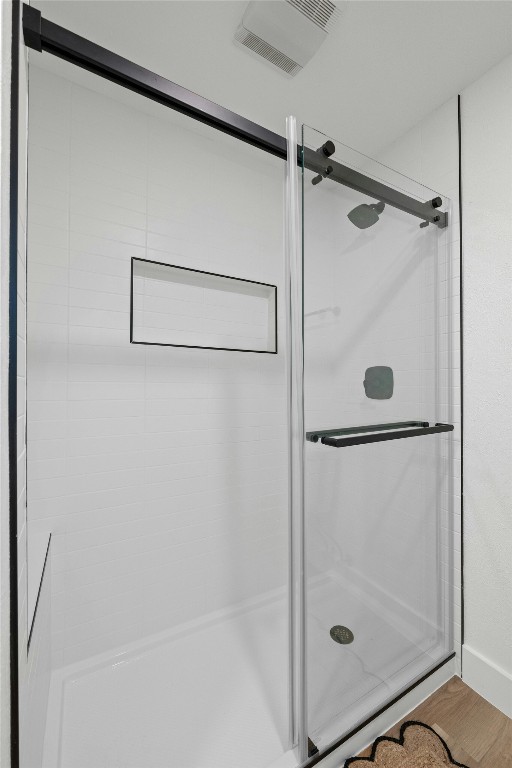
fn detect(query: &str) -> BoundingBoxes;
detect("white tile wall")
[27,64,287,668]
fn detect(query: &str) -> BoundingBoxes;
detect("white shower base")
[43,579,444,768]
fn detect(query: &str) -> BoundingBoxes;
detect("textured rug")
[344,721,469,767]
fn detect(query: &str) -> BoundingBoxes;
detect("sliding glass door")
[289,122,454,760]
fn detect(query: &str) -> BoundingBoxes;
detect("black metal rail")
[22,4,447,228]
[307,421,453,448]
[302,148,447,227]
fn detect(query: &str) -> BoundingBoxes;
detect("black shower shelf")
[306,421,454,448]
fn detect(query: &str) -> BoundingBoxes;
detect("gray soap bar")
[364,366,394,399]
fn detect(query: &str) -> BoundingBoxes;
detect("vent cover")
[234,27,301,76]
[234,1,341,77]
[286,0,341,32]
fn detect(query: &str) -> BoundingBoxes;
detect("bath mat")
[344,721,469,767]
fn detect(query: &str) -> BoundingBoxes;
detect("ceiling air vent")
[287,0,341,32]
[234,27,301,77]
[234,0,341,77]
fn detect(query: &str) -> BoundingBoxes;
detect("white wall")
[27,64,288,669]
[375,63,512,718]
[460,55,512,717]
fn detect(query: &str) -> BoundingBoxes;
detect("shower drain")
[330,625,354,645]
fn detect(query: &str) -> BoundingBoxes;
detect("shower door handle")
[306,421,454,448]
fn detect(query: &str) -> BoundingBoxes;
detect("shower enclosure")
[19,8,454,768]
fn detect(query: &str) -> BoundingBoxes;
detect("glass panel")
[25,53,290,768]
[301,124,453,753]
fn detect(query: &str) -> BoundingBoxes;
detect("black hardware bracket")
[23,3,41,51]
[307,421,454,448]
[22,3,447,229]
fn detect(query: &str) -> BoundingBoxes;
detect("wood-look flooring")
[356,676,512,767]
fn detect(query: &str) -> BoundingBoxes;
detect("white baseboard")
[462,645,512,717]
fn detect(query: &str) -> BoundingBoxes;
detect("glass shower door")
[300,125,454,755]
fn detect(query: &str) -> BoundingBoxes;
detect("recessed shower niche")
[130,257,277,352]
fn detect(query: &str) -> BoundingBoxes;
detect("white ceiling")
[33,0,512,155]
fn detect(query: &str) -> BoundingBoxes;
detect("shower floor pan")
[42,580,444,768]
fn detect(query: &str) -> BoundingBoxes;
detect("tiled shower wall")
[27,65,287,668]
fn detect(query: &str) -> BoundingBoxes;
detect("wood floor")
[356,676,512,767]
